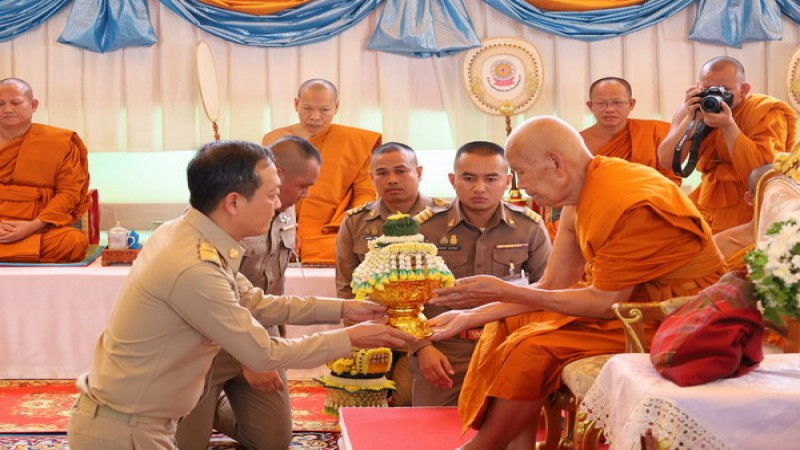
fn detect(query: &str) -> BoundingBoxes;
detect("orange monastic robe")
[0,124,90,263]
[691,94,797,233]
[459,157,725,430]
[583,118,680,185]
[297,124,381,264]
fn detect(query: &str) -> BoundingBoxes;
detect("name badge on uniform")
[495,243,528,250]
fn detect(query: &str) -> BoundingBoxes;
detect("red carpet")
[0,379,337,433]
[339,407,476,450]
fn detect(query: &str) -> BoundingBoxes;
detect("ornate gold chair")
[545,146,800,450]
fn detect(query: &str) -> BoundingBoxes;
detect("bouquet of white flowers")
[745,210,800,324]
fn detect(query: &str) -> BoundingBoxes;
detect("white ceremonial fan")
[462,37,544,206]
[787,45,800,113]
[195,41,221,141]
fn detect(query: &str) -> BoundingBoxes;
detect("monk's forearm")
[508,286,628,319]
[466,301,536,325]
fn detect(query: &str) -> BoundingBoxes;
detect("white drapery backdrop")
[0,0,798,153]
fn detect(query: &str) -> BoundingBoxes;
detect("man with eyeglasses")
[581,77,680,185]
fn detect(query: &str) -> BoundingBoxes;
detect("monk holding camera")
[657,56,796,233]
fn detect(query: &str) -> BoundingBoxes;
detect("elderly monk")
[713,164,773,272]
[427,116,725,450]
[0,78,90,263]
[263,79,381,264]
[658,56,797,234]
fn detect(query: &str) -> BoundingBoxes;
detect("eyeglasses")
[590,100,631,109]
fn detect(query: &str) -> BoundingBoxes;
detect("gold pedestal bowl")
[369,279,439,338]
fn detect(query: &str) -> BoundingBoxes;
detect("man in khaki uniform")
[176,136,321,450]
[335,141,445,406]
[409,141,551,406]
[67,140,413,450]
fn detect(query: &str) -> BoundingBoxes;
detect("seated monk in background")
[427,116,725,450]
[0,78,90,263]
[263,79,381,264]
[713,164,773,271]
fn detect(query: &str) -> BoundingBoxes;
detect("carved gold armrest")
[612,297,691,353]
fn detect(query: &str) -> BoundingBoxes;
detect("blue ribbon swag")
[58,0,157,53]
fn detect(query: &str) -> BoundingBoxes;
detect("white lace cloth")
[580,353,800,450]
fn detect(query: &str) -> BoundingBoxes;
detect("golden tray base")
[369,279,440,338]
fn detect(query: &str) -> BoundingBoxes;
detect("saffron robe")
[690,94,797,233]
[0,124,90,263]
[297,124,380,264]
[714,220,755,272]
[582,118,680,185]
[459,157,725,430]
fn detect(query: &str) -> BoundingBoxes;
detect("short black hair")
[187,140,274,215]
[453,141,505,170]
[589,77,632,97]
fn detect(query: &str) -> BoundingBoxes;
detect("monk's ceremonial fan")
[787,45,800,113]
[463,37,543,206]
[195,41,221,141]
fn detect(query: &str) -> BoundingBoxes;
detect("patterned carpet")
[0,432,339,449]
[0,379,337,433]
[0,379,339,449]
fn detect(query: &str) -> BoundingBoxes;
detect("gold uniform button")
[228,248,240,259]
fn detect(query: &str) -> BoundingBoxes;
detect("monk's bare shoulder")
[262,125,303,146]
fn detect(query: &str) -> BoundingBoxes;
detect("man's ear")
[276,166,286,182]
[334,100,340,115]
[30,99,39,112]
[293,97,300,112]
[416,165,423,181]
[220,192,240,215]
[448,172,456,187]
[629,97,637,110]
[740,82,751,98]
[504,173,512,187]
[585,100,592,111]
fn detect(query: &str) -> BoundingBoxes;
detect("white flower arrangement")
[746,210,800,324]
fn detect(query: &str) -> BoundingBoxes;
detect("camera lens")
[700,95,723,113]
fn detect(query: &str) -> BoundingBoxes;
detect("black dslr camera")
[694,86,734,113]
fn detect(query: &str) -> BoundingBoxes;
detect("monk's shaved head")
[589,77,632,98]
[297,79,338,101]
[701,56,746,83]
[506,116,592,207]
[0,78,34,99]
[269,135,321,178]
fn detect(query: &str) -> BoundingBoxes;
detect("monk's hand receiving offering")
[428,310,475,341]
[430,275,509,309]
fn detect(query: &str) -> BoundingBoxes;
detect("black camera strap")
[672,112,707,178]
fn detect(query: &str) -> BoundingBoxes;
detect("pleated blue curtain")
[777,0,800,23]
[0,0,72,42]
[688,0,782,48]
[58,0,158,53]
[157,0,381,47]
[481,0,695,40]
[368,0,481,58]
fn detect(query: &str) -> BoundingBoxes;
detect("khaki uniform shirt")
[411,199,552,352]
[240,206,296,296]
[335,195,444,298]
[79,208,351,419]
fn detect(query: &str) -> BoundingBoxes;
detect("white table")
[580,353,800,450]
[0,261,337,379]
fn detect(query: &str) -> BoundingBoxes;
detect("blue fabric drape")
[482,0,694,41]
[0,0,72,42]
[58,0,157,53]
[689,0,782,48]
[157,0,382,47]
[368,0,480,58]
[777,0,800,23]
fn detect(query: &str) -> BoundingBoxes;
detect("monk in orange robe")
[427,116,725,449]
[658,56,797,234]
[0,78,90,263]
[263,79,380,264]
[713,164,773,271]
[545,77,677,241]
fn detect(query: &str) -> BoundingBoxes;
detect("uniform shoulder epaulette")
[432,197,450,207]
[522,207,542,223]
[198,240,222,266]
[346,202,371,216]
[414,207,436,224]
[505,202,542,223]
